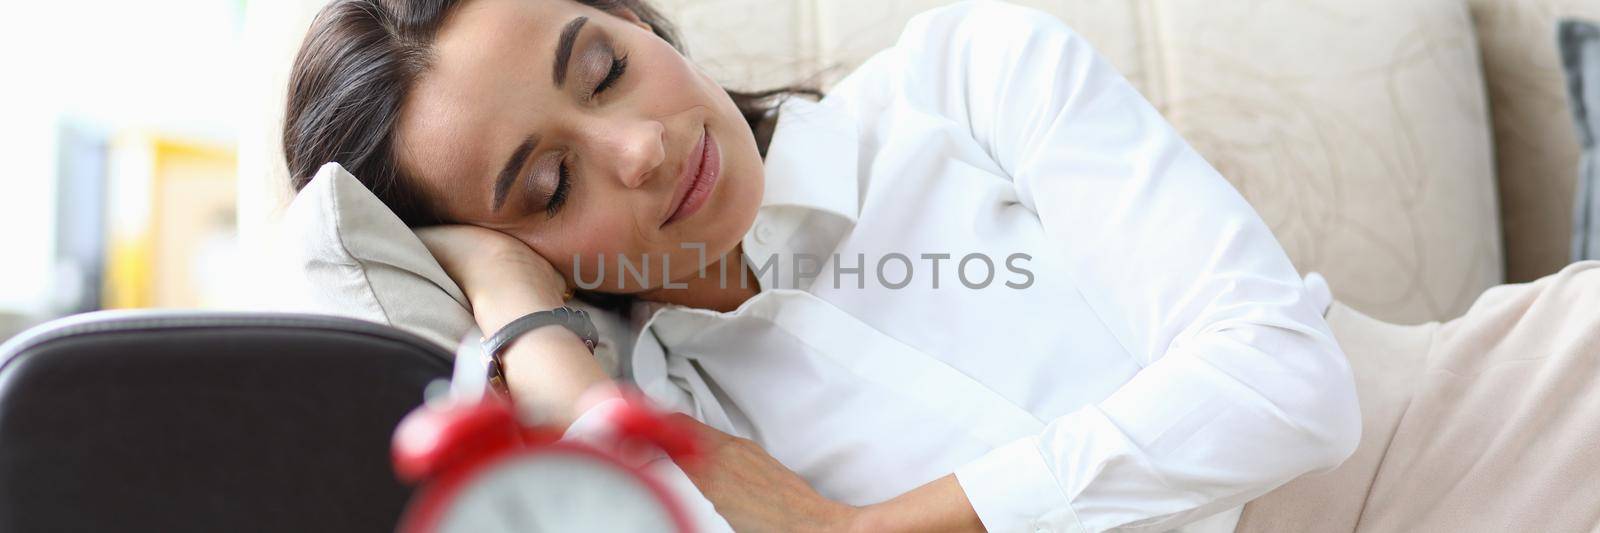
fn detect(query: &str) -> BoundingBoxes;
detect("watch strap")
[481,306,600,394]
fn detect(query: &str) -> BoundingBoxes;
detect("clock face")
[430,449,678,533]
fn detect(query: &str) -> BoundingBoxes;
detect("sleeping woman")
[281,0,1364,531]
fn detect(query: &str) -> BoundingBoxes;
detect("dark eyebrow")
[493,135,539,211]
[552,16,588,88]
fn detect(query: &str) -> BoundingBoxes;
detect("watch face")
[431,449,676,533]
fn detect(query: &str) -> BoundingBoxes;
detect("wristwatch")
[480,306,600,395]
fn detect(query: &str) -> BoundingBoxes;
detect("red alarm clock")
[391,387,702,533]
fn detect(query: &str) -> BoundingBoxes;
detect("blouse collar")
[755,95,861,223]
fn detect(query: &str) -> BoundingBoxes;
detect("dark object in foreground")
[0,311,451,533]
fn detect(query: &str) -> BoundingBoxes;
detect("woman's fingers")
[416,225,520,272]
[662,413,858,532]
[413,225,568,308]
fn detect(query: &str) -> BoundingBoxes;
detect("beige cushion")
[659,0,1504,324]
[656,0,820,91]
[1119,0,1503,324]
[277,162,629,374]
[1239,260,1600,531]
[1467,0,1600,282]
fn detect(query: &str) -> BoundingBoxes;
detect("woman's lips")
[663,127,719,227]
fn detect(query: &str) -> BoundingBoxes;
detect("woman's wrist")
[846,474,984,533]
[473,302,562,336]
[486,307,611,429]
[469,285,567,334]
[847,503,891,533]
[458,245,571,333]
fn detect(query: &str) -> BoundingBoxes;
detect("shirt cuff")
[954,435,1086,533]
[558,396,667,469]
[560,396,626,440]
[1302,271,1333,317]
[559,397,735,532]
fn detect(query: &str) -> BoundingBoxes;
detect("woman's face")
[395,0,763,293]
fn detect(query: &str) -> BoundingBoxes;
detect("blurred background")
[1,1,248,338]
[0,1,337,340]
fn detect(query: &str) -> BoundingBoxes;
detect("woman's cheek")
[554,217,650,291]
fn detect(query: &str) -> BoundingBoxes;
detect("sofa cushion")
[1126,0,1503,324]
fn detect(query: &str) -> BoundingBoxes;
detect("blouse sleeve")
[890,2,1362,531]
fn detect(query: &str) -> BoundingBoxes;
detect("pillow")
[1562,18,1600,261]
[279,162,629,376]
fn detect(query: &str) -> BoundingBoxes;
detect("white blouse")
[566,1,1361,532]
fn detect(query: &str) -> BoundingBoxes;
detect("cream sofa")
[647,0,1600,324]
[242,0,1600,325]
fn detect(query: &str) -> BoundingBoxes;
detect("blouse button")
[754,223,776,245]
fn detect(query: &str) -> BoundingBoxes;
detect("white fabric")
[593,2,1360,532]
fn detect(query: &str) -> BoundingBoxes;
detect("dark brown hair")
[283,0,819,226]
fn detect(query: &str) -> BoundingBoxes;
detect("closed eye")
[544,160,573,218]
[590,53,628,99]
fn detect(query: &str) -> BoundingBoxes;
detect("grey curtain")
[1560,18,1600,261]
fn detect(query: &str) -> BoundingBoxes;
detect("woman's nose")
[596,119,666,190]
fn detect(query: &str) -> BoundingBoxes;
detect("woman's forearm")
[500,325,615,429]
[854,474,986,533]
[473,296,614,430]
[416,225,614,430]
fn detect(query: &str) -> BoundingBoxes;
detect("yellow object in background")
[103,133,238,309]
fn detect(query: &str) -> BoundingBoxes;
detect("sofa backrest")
[655,0,1599,323]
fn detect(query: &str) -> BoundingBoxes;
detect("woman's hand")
[415,225,568,332]
[416,225,610,429]
[670,412,986,533]
[667,413,864,533]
